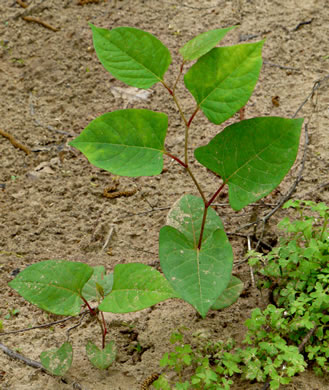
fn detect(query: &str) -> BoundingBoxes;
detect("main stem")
[162,68,225,250]
[161,78,205,202]
[197,183,226,249]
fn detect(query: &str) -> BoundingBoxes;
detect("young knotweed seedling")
[9,262,116,375]
[69,25,302,317]
[9,26,303,374]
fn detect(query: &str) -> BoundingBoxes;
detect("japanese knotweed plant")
[9,26,303,373]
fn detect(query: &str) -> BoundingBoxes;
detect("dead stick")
[0,342,44,371]
[0,310,89,336]
[0,128,31,155]
[16,0,29,8]
[22,16,59,32]
[101,226,115,252]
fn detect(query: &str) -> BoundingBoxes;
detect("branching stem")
[81,296,96,316]
[165,152,187,168]
[198,183,226,249]
[172,60,185,94]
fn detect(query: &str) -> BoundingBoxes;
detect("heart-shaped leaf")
[166,194,223,245]
[99,263,179,313]
[195,117,303,210]
[160,195,233,317]
[86,341,116,370]
[184,41,264,125]
[69,109,168,177]
[179,26,236,61]
[82,266,113,301]
[40,342,73,376]
[211,276,244,310]
[9,260,93,316]
[159,227,233,318]
[90,24,171,89]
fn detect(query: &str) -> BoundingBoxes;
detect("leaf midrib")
[108,29,165,83]
[196,44,261,109]
[218,130,289,185]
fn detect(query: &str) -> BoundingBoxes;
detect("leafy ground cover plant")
[250,200,329,376]
[8,26,303,374]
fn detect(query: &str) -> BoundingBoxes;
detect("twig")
[16,0,29,8]
[0,128,31,155]
[0,310,89,336]
[298,324,317,352]
[0,342,44,371]
[293,19,313,32]
[66,311,88,341]
[293,74,329,119]
[247,236,255,287]
[33,118,75,137]
[13,0,48,19]
[101,225,115,252]
[22,15,59,32]
[263,60,300,71]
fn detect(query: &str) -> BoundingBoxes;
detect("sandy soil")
[0,0,328,389]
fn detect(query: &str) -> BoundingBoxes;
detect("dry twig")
[101,225,115,252]
[0,128,31,155]
[16,0,29,8]
[0,309,89,336]
[22,15,59,32]
[0,343,44,370]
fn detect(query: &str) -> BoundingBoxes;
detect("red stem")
[165,152,187,168]
[206,182,226,207]
[81,296,96,316]
[197,183,226,249]
[187,106,199,127]
[100,311,107,349]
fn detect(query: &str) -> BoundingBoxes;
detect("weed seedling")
[9,26,303,375]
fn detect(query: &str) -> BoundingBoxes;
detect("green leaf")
[82,266,113,301]
[160,194,233,317]
[40,342,73,376]
[86,341,116,370]
[90,24,171,89]
[166,194,223,245]
[179,27,236,61]
[98,263,178,313]
[159,227,233,318]
[69,109,167,177]
[211,276,244,310]
[184,41,264,125]
[9,260,93,316]
[195,117,303,210]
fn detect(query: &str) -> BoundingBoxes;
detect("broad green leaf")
[99,263,179,313]
[179,27,236,61]
[69,109,167,177]
[9,260,93,316]
[40,342,73,376]
[211,276,244,310]
[90,24,171,89]
[82,266,113,301]
[86,341,116,370]
[159,227,233,318]
[184,41,264,125]
[195,117,303,210]
[166,194,223,245]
